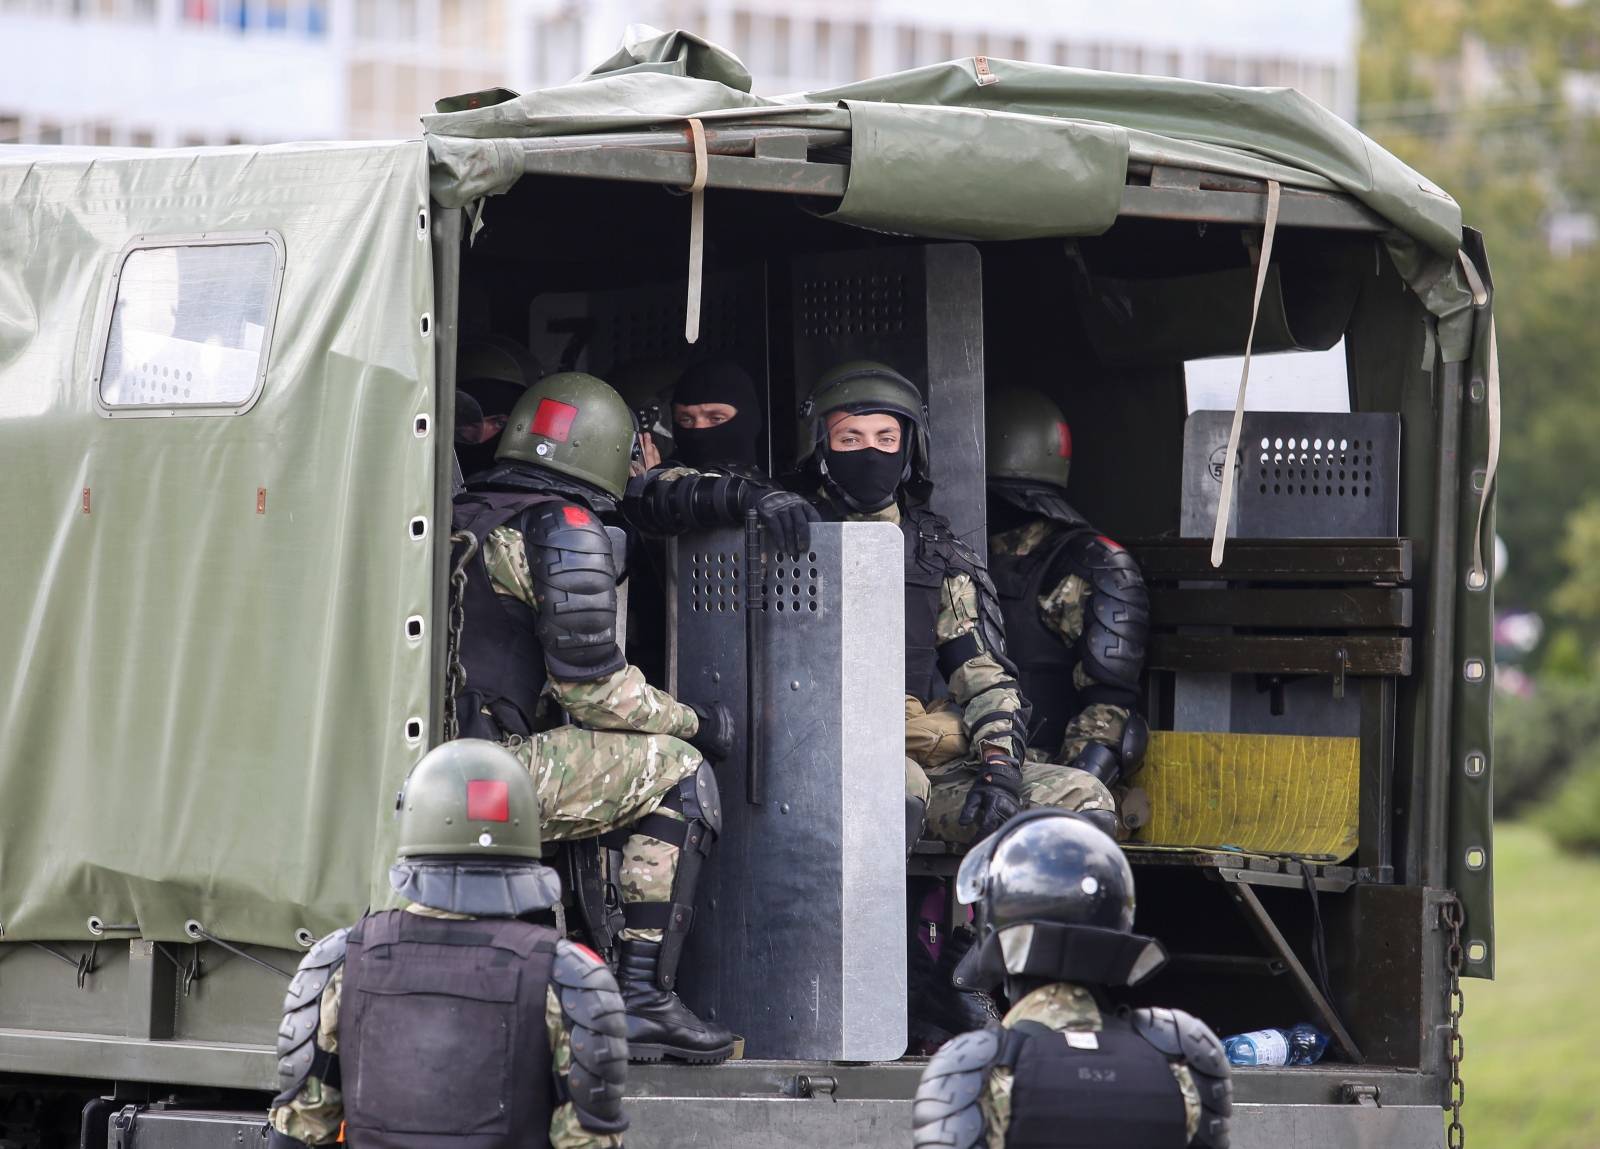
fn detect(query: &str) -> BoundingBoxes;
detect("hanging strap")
[684,117,709,344]
[1210,180,1281,569]
[1456,250,1498,589]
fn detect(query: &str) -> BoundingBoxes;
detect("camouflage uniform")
[991,518,1135,769]
[268,904,622,1149]
[980,982,1201,1144]
[842,502,1115,843]
[483,522,701,942]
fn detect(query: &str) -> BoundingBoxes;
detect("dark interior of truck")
[455,171,1442,1071]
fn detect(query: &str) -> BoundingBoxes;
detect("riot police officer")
[795,362,1117,848]
[914,810,1233,1149]
[794,361,1116,1046]
[987,388,1151,787]
[268,740,630,1149]
[455,335,543,478]
[452,371,814,1063]
[668,359,766,476]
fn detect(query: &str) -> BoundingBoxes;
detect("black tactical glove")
[958,753,1024,839]
[687,700,734,762]
[750,489,819,557]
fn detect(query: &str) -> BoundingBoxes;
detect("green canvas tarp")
[0,141,436,946]
[424,28,1476,357]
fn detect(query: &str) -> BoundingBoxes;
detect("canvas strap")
[1455,250,1498,589]
[684,117,709,344]
[1211,179,1281,568]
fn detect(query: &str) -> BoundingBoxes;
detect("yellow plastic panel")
[1129,732,1360,861]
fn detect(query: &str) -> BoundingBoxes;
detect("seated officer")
[453,371,815,1064]
[986,387,1151,787]
[794,361,1118,849]
[668,359,766,477]
[793,361,1116,1045]
[914,811,1233,1149]
[268,740,629,1149]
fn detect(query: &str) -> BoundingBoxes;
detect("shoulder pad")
[552,938,629,1135]
[1145,1009,1234,1148]
[274,928,348,1103]
[526,501,617,560]
[912,1027,1000,1149]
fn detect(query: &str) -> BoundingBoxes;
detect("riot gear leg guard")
[606,761,735,1063]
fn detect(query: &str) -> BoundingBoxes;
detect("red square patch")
[466,779,510,822]
[563,505,593,527]
[1056,421,1073,459]
[530,398,579,443]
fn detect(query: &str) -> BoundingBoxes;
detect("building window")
[97,233,286,416]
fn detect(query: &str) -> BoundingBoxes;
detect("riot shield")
[672,521,906,1061]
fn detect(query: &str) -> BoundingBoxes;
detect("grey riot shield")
[672,521,906,1061]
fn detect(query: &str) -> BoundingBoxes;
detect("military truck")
[0,30,1495,1149]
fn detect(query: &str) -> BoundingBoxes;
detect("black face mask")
[676,417,761,471]
[823,443,907,512]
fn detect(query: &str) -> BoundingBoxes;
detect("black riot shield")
[789,244,988,558]
[672,521,906,1061]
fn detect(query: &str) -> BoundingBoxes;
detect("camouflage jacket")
[984,982,1200,1144]
[841,499,1025,761]
[484,522,699,740]
[989,519,1133,764]
[266,903,623,1149]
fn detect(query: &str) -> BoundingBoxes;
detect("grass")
[1461,822,1600,1148]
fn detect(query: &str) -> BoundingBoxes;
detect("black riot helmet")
[951,810,1167,995]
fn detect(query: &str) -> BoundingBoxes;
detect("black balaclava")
[671,360,763,472]
[821,413,910,513]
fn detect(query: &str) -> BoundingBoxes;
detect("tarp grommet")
[409,516,429,540]
[295,928,315,948]
[414,414,430,438]
[405,615,425,641]
[404,717,424,744]
[419,312,431,337]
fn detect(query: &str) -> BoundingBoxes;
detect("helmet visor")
[956,831,1005,905]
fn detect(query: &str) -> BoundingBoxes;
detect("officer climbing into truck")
[986,387,1151,789]
[913,809,1233,1149]
[267,739,630,1149]
[792,360,1118,1045]
[450,370,815,1064]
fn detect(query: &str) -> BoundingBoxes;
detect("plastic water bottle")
[1222,1023,1329,1067]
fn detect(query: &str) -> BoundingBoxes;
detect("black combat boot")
[908,881,1001,1050]
[615,939,736,1064]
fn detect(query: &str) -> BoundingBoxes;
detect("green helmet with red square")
[495,371,636,499]
[394,739,543,859]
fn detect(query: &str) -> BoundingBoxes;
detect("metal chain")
[1441,895,1467,1149]
[442,530,478,741]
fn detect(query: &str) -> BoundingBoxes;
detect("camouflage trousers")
[912,758,1116,847]
[903,696,1115,847]
[510,727,702,943]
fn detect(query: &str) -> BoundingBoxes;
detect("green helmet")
[797,359,932,486]
[985,387,1072,491]
[458,335,541,390]
[496,372,636,499]
[395,739,542,859]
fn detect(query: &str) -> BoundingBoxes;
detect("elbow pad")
[625,471,758,536]
[526,503,627,682]
[552,939,630,1135]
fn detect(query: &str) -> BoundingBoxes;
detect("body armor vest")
[341,910,558,1149]
[999,1011,1189,1149]
[990,528,1083,752]
[452,490,561,739]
